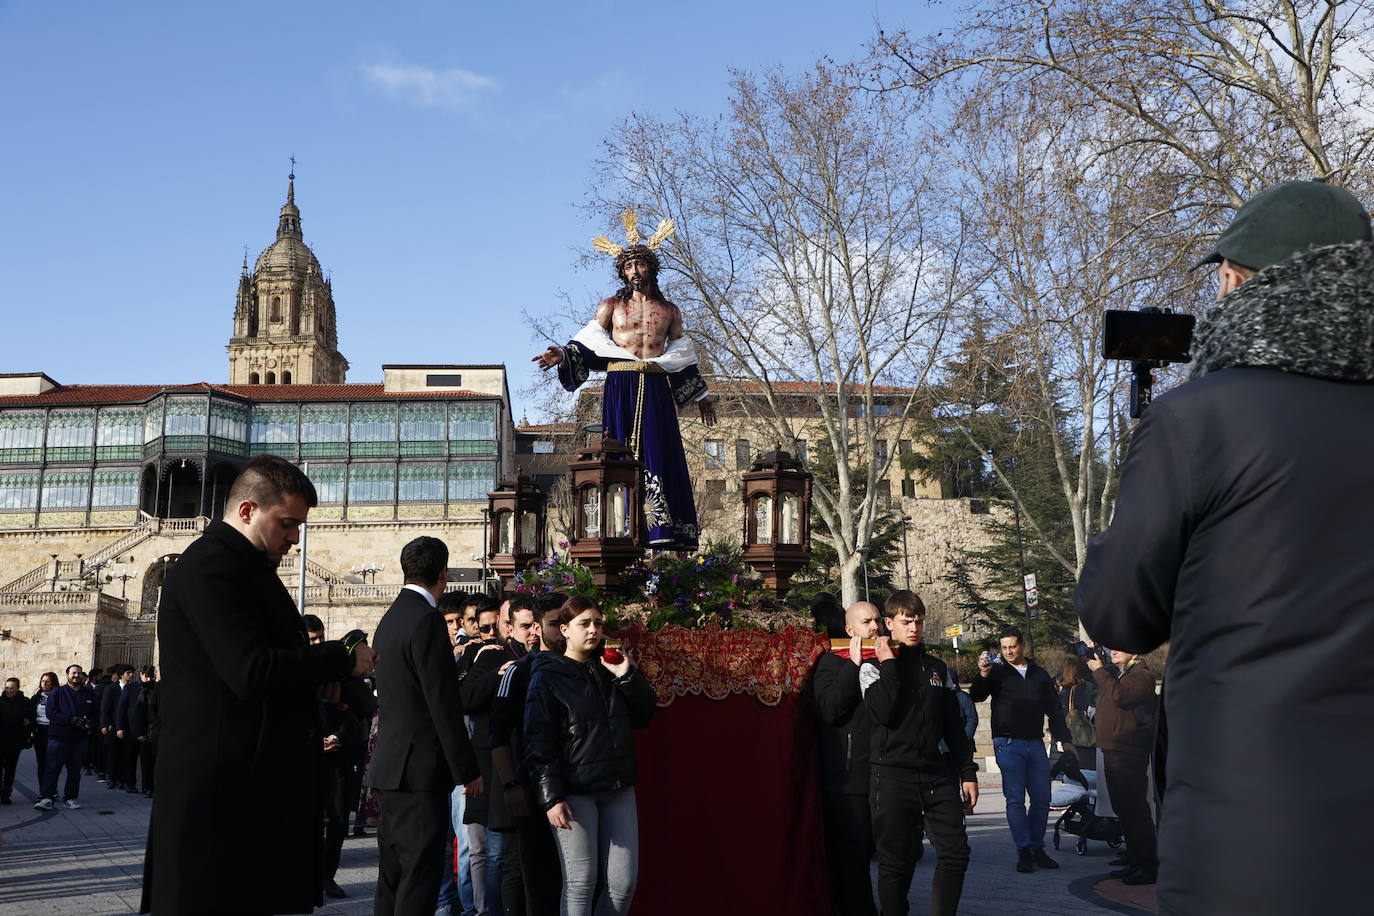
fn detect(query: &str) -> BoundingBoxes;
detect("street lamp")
[901,514,912,589]
[111,567,138,599]
[350,562,385,584]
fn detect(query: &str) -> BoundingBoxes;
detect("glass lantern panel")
[780,492,801,544]
[581,486,601,538]
[609,483,630,538]
[753,495,773,544]
[520,511,538,554]
[497,510,514,553]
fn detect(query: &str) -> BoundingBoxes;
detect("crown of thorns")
[591,209,676,261]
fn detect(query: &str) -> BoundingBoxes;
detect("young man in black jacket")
[813,601,882,916]
[969,628,1074,873]
[860,591,977,916]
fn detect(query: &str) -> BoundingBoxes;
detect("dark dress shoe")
[1121,869,1157,886]
[325,880,347,899]
[1016,849,1034,873]
[1031,849,1059,869]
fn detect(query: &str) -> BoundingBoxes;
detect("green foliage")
[928,319,1090,653]
[788,437,906,606]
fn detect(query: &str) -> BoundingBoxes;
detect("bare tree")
[589,64,967,605]
[873,0,1374,209]
[935,82,1202,579]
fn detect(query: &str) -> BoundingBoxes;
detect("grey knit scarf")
[1190,240,1374,383]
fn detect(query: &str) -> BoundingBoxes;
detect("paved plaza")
[0,753,1152,915]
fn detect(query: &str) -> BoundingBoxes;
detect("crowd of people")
[0,662,160,812]
[810,591,1162,916]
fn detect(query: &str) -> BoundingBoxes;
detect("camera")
[72,716,90,731]
[1102,307,1197,418]
[1075,641,1110,665]
[979,651,1002,667]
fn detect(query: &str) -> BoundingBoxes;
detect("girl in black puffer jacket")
[524,595,656,916]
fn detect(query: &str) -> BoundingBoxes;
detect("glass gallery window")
[91,470,140,508]
[96,409,141,461]
[143,400,164,444]
[251,405,299,456]
[306,465,345,504]
[400,404,446,456]
[41,470,91,509]
[348,465,395,503]
[165,397,208,436]
[0,472,39,511]
[299,405,344,457]
[0,411,45,462]
[448,404,496,455]
[45,410,94,462]
[399,465,445,502]
[209,400,249,450]
[351,404,397,457]
[448,463,495,502]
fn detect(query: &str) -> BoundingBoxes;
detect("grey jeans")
[551,787,639,916]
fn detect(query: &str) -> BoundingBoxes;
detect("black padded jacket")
[523,652,657,810]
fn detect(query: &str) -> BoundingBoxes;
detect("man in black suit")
[141,454,376,915]
[369,536,482,916]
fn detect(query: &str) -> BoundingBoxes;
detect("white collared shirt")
[402,583,437,608]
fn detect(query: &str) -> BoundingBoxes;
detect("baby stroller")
[1049,751,1123,856]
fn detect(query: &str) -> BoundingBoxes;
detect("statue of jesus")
[534,211,716,551]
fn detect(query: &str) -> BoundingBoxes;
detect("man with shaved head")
[812,601,883,915]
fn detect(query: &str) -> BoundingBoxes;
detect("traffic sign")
[943,625,962,638]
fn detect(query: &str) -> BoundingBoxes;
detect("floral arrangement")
[513,542,791,631]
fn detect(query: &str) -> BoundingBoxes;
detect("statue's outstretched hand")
[533,347,562,370]
[698,397,718,426]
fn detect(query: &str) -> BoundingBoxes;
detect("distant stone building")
[0,178,513,685]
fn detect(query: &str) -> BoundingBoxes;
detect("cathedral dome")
[254,235,321,275]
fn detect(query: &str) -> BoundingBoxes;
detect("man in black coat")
[813,601,882,916]
[141,455,376,915]
[1076,179,1374,916]
[368,536,482,916]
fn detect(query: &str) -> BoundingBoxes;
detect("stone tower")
[227,176,349,385]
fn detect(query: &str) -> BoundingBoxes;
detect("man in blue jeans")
[35,665,97,811]
[969,628,1075,873]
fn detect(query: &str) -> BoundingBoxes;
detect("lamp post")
[901,514,912,589]
[740,446,813,595]
[112,567,138,600]
[350,562,385,584]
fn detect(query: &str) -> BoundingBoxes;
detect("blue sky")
[0,0,958,420]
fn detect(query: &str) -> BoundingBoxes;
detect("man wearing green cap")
[1076,179,1374,915]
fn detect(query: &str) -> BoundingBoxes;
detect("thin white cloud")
[361,63,498,110]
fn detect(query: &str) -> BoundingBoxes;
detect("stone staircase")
[0,514,165,592]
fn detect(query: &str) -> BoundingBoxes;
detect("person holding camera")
[35,665,96,810]
[1077,179,1374,914]
[1084,641,1158,885]
[970,628,1075,874]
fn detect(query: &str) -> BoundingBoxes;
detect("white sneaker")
[62,799,81,810]
[32,797,53,810]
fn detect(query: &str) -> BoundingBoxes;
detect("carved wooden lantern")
[566,438,643,586]
[741,446,812,595]
[486,473,547,594]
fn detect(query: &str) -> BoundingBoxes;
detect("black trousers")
[870,767,970,916]
[375,787,450,916]
[496,826,524,916]
[822,791,878,916]
[138,739,156,792]
[121,736,140,788]
[515,813,561,916]
[0,748,20,797]
[322,762,353,882]
[104,731,122,784]
[1102,750,1157,875]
